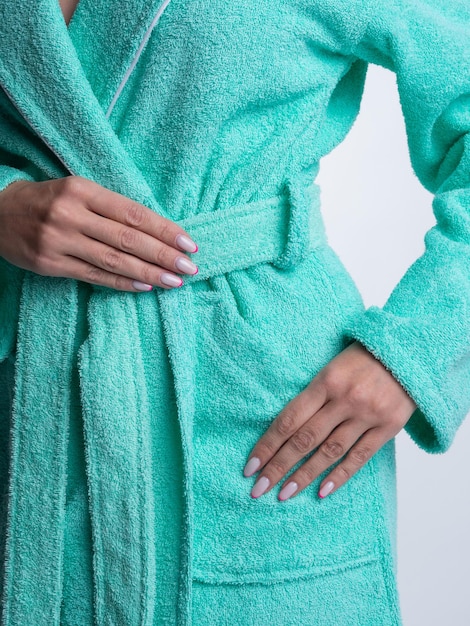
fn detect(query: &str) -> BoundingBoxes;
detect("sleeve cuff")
[343,306,470,454]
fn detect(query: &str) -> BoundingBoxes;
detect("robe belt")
[177,177,327,281]
[2,174,327,625]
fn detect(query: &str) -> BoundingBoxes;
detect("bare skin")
[0,177,199,291]
[59,0,80,26]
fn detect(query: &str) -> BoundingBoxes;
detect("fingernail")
[278,481,298,501]
[243,456,261,477]
[318,481,335,498]
[132,281,153,291]
[176,234,198,253]
[175,256,198,274]
[161,272,183,287]
[251,476,270,499]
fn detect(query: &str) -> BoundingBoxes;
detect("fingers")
[278,424,382,501]
[313,428,384,499]
[2,175,201,291]
[72,177,200,289]
[248,415,386,502]
[246,401,352,499]
[68,222,197,289]
[244,379,329,472]
[81,177,197,253]
[242,341,416,503]
[47,254,174,292]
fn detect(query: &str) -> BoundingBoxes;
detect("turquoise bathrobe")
[0,0,469,623]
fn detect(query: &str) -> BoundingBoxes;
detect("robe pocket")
[191,441,385,584]
[191,555,398,626]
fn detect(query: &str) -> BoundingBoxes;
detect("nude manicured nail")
[175,234,198,253]
[278,481,298,501]
[318,481,335,498]
[251,476,270,498]
[243,456,261,477]
[175,256,198,274]
[132,281,153,291]
[161,272,183,287]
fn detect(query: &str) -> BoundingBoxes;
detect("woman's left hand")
[243,340,417,500]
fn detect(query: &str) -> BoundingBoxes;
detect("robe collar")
[0,0,167,216]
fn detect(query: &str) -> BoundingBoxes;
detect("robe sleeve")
[0,165,35,362]
[341,0,470,453]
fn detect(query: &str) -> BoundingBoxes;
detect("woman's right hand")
[0,175,199,291]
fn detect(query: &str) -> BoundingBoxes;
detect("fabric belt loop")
[273,174,326,270]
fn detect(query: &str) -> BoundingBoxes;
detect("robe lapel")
[0,0,165,215]
[0,1,194,624]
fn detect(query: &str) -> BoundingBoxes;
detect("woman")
[0,0,468,623]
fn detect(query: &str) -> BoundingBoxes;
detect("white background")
[317,63,470,626]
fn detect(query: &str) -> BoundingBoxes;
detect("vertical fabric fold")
[154,286,196,626]
[1,275,78,624]
[76,290,158,625]
[1,277,160,625]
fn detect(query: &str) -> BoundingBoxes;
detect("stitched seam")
[192,553,382,585]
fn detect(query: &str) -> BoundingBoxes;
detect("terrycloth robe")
[0,0,469,623]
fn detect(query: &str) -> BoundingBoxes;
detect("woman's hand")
[243,340,417,500]
[0,176,199,291]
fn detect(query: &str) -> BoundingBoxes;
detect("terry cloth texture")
[0,0,469,623]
